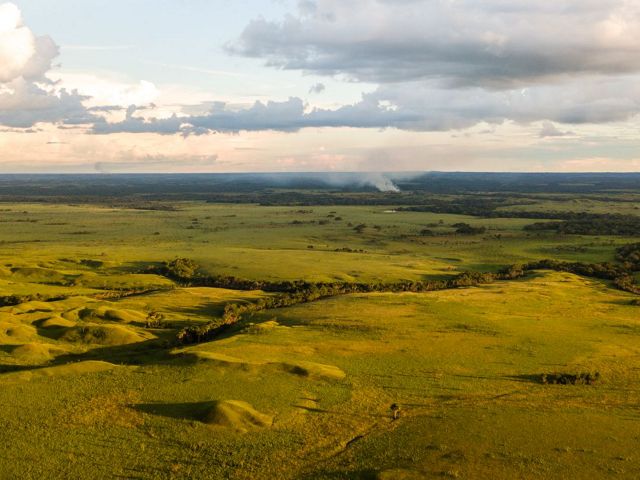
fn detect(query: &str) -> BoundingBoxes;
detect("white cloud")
[52,72,159,107]
[0,3,93,128]
[0,3,33,82]
[0,3,57,82]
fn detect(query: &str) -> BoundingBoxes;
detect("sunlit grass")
[0,201,639,478]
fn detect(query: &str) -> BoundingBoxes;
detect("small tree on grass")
[146,311,164,328]
[390,403,401,420]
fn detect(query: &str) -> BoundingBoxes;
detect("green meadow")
[0,202,629,281]
[1,199,639,479]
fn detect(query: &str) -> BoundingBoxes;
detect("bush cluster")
[0,293,67,307]
[541,372,600,385]
[452,223,487,235]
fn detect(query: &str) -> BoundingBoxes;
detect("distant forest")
[1,173,639,236]
[0,172,638,198]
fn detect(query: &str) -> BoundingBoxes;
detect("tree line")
[153,260,527,345]
[524,214,640,236]
[151,245,640,346]
[398,205,640,236]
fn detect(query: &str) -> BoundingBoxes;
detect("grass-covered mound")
[178,350,263,370]
[9,267,73,285]
[60,325,152,346]
[9,343,69,364]
[177,348,346,381]
[37,316,76,329]
[280,361,346,380]
[10,300,56,314]
[203,400,273,433]
[77,306,147,324]
[0,321,37,343]
[0,360,119,383]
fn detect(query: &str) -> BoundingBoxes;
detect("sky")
[1,0,640,173]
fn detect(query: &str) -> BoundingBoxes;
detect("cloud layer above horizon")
[1,0,640,172]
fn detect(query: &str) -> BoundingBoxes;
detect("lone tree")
[164,258,200,281]
[145,311,164,328]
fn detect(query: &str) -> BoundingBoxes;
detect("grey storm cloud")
[369,75,640,129]
[90,72,640,135]
[0,79,97,128]
[228,0,640,88]
[309,83,325,94]
[91,96,421,135]
[539,121,574,138]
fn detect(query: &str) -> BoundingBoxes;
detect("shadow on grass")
[34,326,66,341]
[606,298,640,307]
[133,401,214,422]
[113,261,160,275]
[164,301,226,319]
[0,364,41,373]
[49,336,179,367]
[292,404,332,414]
[304,469,379,480]
[0,345,57,373]
[450,373,505,382]
[506,374,546,384]
[0,333,187,377]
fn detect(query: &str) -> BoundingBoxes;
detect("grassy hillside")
[0,272,639,478]
[0,198,639,479]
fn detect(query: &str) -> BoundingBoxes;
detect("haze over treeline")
[0,173,638,198]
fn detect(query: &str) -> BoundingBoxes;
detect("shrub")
[145,311,164,328]
[453,223,486,235]
[541,372,600,385]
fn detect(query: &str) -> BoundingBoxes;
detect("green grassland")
[0,199,639,479]
[0,202,632,283]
